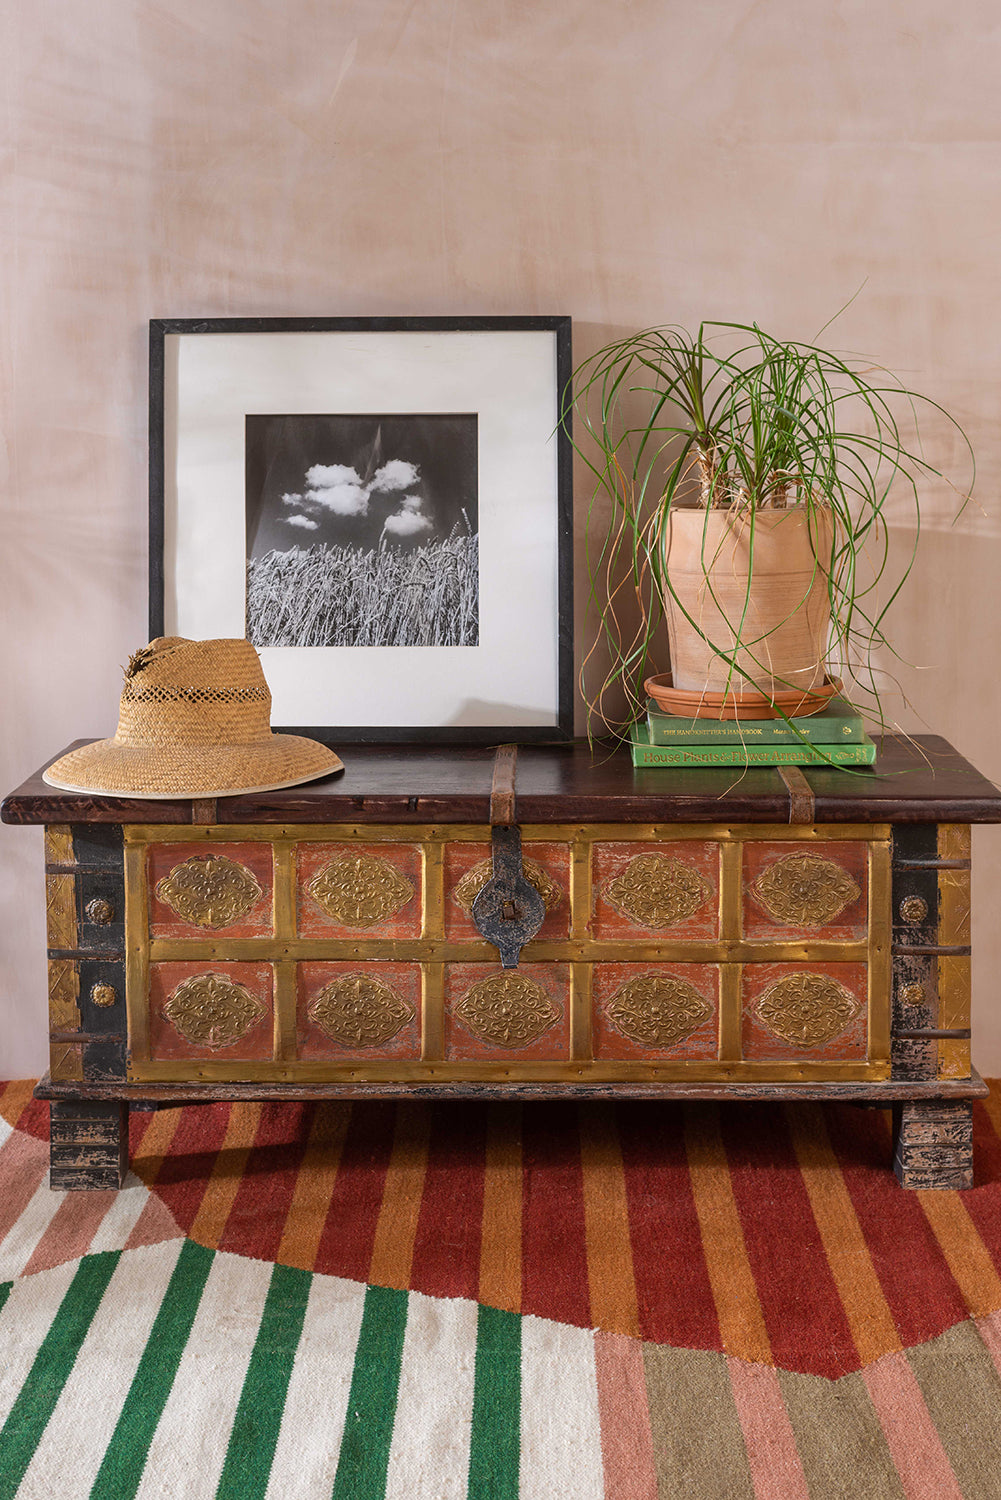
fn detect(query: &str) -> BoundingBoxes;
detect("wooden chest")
[5,736,1000,1191]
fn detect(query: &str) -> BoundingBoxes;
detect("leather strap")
[489,745,518,826]
[778,765,815,825]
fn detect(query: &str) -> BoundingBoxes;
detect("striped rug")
[2,1082,1001,1497]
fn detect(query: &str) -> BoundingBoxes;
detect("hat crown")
[116,637,273,748]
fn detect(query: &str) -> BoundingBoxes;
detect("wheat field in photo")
[246,533,479,648]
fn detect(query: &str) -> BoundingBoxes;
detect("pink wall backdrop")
[2,0,1000,1075]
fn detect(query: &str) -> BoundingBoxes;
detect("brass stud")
[899,896,928,925]
[90,983,117,1008]
[901,983,925,1008]
[85,897,115,926]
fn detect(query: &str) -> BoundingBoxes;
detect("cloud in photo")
[383,494,432,536]
[371,460,420,494]
[284,513,319,530]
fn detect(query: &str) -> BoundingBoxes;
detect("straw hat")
[43,637,344,798]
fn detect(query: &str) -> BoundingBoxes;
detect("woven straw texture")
[43,638,343,797]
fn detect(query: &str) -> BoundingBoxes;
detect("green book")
[630,723,876,768]
[645,696,865,745]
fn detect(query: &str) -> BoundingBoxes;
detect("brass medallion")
[750,853,861,927]
[606,974,713,1048]
[90,983,117,1008]
[453,856,563,918]
[755,973,861,1048]
[85,897,115,926]
[308,854,414,927]
[156,855,263,929]
[899,895,928,925]
[163,972,267,1050]
[309,973,415,1048]
[453,972,562,1049]
[604,854,710,929]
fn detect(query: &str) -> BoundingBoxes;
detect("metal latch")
[471,745,545,968]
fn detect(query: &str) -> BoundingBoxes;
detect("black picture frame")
[149,316,573,745]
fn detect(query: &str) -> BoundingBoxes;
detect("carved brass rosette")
[453,972,562,1049]
[604,854,710,929]
[162,972,267,1050]
[755,973,861,1048]
[750,854,861,927]
[308,854,414,928]
[453,857,564,918]
[309,973,415,1048]
[605,974,713,1049]
[156,855,263,930]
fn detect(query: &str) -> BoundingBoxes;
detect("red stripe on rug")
[139,1102,239,1235]
[824,1104,969,1347]
[21,1188,120,1276]
[727,1357,810,1499]
[617,1102,722,1349]
[593,1330,658,1500]
[862,1350,964,1500]
[0,1127,49,1243]
[972,1098,1001,1185]
[217,1102,314,1261]
[720,1104,858,1378]
[0,1080,42,1135]
[312,1101,397,1281]
[409,1102,486,1301]
[521,1102,591,1327]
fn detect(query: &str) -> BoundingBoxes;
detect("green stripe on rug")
[0,1281,11,1320]
[331,1284,409,1500]
[0,1250,120,1500]
[89,1239,214,1500]
[216,1262,312,1500]
[468,1304,521,1500]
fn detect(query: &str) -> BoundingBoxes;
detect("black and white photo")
[245,413,478,648]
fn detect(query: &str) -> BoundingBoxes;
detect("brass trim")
[124,1056,890,1085]
[274,961,297,1063]
[938,954,972,1080]
[421,963,443,1061]
[938,824,972,862]
[938,868,971,947]
[570,833,592,941]
[49,1041,84,1082]
[570,961,592,1061]
[125,821,892,847]
[422,841,444,942]
[719,964,742,1062]
[273,843,296,942]
[145,936,872,964]
[719,842,742,943]
[124,842,150,1068]
[867,838,892,1065]
[45,873,77,952]
[44,825,75,867]
[48,959,81,1032]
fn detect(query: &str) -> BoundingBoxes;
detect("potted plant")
[569,321,973,733]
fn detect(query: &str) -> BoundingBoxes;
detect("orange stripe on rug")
[120,1107,190,1248]
[727,1357,810,1500]
[684,1105,772,1366]
[785,1104,901,1365]
[0,1080,37,1130]
[862,1350,964,1500]
[186,1103,263,1249]
[917,1190,1001,1318]
[593,1330,657,1500]
[274,1103,353,1271]
[478,1101,522,1313]
[367,1102,432,1289]
[579,1104,641,1338]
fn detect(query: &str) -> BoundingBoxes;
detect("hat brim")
[43,735,344,800]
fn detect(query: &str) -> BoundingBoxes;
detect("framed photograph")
[149,316,573,744]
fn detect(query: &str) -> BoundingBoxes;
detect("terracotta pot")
[661,506,834,698]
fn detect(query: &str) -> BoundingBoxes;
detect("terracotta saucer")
[643,674,844,722]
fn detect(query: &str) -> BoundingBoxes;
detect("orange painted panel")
[297,961,421,1061]
[443,841,571,942]
[444,962,571,1062]
[148,960,274,1060]
[296,842,422,938]
[741,962,868,1061]
[741,841,868,941]
[592,841,720,941]
[593,962,719,1061]
[148,842,274,939]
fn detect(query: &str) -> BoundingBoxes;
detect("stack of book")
[630,696,877,768]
